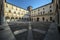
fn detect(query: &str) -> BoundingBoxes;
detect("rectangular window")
[50,10,52,12]
[50,17,52,21]
[41,12,42,15]
[43,11,45,14]
[9,10,11,13]
[50,5,52,8]
[43,8,45,10]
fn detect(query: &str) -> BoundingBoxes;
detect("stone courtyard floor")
[8,21,60,40]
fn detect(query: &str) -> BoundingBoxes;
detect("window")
[43,8,45,10]
[19,17,21,19]
[50,10,52,12]
[9,10,11,13]
[50,5,52,8]
[6,4,8,7]
[50,17,52,21]
[12,6,13,9]
[43,11,45,14]
[41,12,42,15]
[11,17,14,19]
[14,11,16,14]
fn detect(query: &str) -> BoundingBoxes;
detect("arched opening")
[19,17,21,19]
[15,17,18,21]
[5,16,10,22]
[5,16,10,19]
[50,17,52,21]
[37,17,39,22]
[15,17,18,19]
[11,17,14,21]
[42,17,45,21]
[11,17,14,19]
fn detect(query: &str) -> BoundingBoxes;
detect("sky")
[7,0,52,9]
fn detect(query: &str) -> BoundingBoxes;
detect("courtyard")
[0,0,60,40]
[8,21,51,40]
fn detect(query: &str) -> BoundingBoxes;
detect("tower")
[27,6,32,12]
[27,6,32,21]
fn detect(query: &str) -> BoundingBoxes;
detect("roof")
[32,2,53,11]
[6,1,53,11]
[6,2,28,11]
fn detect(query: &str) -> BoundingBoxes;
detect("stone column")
[58,0,60,26]
[53,0,60,33]
[53,0,60,25]
[0,0,16,40]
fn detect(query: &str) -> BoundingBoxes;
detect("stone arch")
[37,17,39,21]
[11,17,14,19]
[5,16,10,19]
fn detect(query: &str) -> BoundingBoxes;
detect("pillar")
[53,0,60,33]
[0,0,16,40]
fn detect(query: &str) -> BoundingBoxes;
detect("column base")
[0,23,16,40]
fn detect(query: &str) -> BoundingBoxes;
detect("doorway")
[37,17,39,22]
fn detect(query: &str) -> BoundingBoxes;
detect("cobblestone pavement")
[44,23,60,40]
[8,21,60,40]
